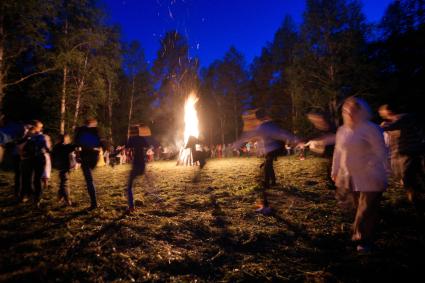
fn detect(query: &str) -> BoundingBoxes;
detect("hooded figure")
[332,97,388,253]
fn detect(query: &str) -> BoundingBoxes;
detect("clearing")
[0,156,424,282]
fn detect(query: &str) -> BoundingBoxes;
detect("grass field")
[0,156,424,282]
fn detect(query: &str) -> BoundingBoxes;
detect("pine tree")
[287,0,372,133]
[0,0,55,113]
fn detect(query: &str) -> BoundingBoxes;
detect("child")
[52,134,76,206]
[146,147,154,162]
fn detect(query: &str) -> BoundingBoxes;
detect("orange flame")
[177,92,199,165]
[183,92,199,146]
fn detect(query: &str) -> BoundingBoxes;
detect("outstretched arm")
[269,127,301,146]
[232,129,260,149]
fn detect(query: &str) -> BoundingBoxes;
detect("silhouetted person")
[379,104,425,206]
[5,123,30,199]
[52,134,76,206]
[305,110,337,189]
[186,136,207,169]
[20,121,50,206]
[126,126,148,212]
[74,118,102,209]
[233,108,300,214]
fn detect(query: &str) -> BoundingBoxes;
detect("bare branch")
[4,67,56,87]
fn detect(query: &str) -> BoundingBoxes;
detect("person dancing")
[332,97,388,253]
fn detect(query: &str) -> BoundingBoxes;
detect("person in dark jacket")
[52,134,76,206]
[74,118,102,209]
[126,126,148,212]
[233,108,301,214]
[20,120,50,206]
[379,104,425,206]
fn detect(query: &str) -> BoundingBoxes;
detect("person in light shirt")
[332,97,388,253]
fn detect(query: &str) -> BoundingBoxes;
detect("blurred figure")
[305,110,337,189]
[103,148,110,165]
[379,104,425,205]
[245,141,252,156]
[96,148,106,167]
[298,144,306,160]
[305,110,336,155]
[184,136,207,168]
[162,146,170,160]
[233,108,301,215]
[332,97,388,253]
[74,118,102,209]
[255,139,265,158]
[146,147,154,162]
[52,134,76,206]
[155,146,162,161]
[210,145,215,158]
[20,121,50,206]
[285,144,292,155]
[5,123,30,199]
[226,143,232,157]
[126,125,148,212]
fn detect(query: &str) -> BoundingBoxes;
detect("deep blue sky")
[102,0,394,68]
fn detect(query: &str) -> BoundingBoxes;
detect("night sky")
[102,0,394,68]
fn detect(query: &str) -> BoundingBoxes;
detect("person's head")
[58,134,71,144]
[31,120,43,133]
[85,118,97,128]
[129,125,140,137]
[378,104,399,122]
[307,110,330,131]
[255,108,267,121]
[342,97,371,127]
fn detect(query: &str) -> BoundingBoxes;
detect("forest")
[1,0,424,146]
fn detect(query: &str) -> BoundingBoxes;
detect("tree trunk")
[72,54,88,130]
[107,78,113,145]
[72,82,83,130]
[220,116,225,145]
[0,13,5,110]
[60,20,68,134]
[329,98,339,129]
[127,76,135,139]
[209,120,213,146]
[290,90,297,132]
[60,66,67,134]
[233,95,239,141]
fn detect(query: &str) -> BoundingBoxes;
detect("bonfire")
[177,92,200,166]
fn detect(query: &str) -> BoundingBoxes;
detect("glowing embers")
[177,92,199,166]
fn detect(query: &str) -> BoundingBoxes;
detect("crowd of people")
[102,144,179,166]
[0,96,424,254]
[232,98,424,253]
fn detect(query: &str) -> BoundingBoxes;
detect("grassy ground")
[0,156,424,282]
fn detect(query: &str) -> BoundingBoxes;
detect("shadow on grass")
[64,211,129,261]
[283,185,323,202]
[0,206,88,248]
